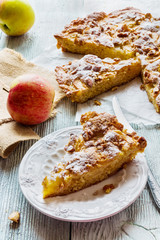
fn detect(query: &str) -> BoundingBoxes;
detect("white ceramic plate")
[19,126,148,222]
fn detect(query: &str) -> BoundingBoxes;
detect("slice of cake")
[54,8,160,60]
[42,111,147,198]
[55,54,141,102]
[142,56,160,112]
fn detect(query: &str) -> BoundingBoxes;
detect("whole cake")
[55,7,160,60]
[42,111,147,198]
[54,7,160,112]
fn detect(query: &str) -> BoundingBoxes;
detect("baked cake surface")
[142,56,160,112]
[55,54,141,102]
[54,7,160,110]
[42,111,147,198]
[55,7,160,60]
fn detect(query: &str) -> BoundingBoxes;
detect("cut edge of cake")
[55,55,141,103]
[142,56,160,112]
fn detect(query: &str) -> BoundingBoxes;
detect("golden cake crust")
[142,56,160,112]
[42,111,147,198]
[54,7,160,109]
[55,54,141,102]
[54,7,160,59]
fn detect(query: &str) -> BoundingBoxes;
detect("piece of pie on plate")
[55,54,141,102]
[42,111,147,198]
[54,7,160,60]
[142,56,160,112]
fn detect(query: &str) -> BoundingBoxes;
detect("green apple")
[7,74,55,125]
[0,0,35,36]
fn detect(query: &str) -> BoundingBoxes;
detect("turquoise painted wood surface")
[0,0,160,239]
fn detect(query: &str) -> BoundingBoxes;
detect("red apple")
[7,74,55,125]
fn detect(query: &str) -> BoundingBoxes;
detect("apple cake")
[142,56,160,112]
[54,7,160,110]
[42,111,147,198]
[54,7,160,60]
[55,54,141,102]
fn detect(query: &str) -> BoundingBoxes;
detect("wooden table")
[1,0,160,239]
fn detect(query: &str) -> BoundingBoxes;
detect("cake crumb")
[111,86,118,91]
[8,211,20,223]
[103,184,115,194]
[140,84,145,90]
[94,100,101,106]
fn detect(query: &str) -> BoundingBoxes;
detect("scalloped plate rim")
[19,125,148,222]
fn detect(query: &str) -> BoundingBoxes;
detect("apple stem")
[3,24,10,31]
[3,88,9,93]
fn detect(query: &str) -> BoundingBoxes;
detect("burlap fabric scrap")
[0,48,65,158]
